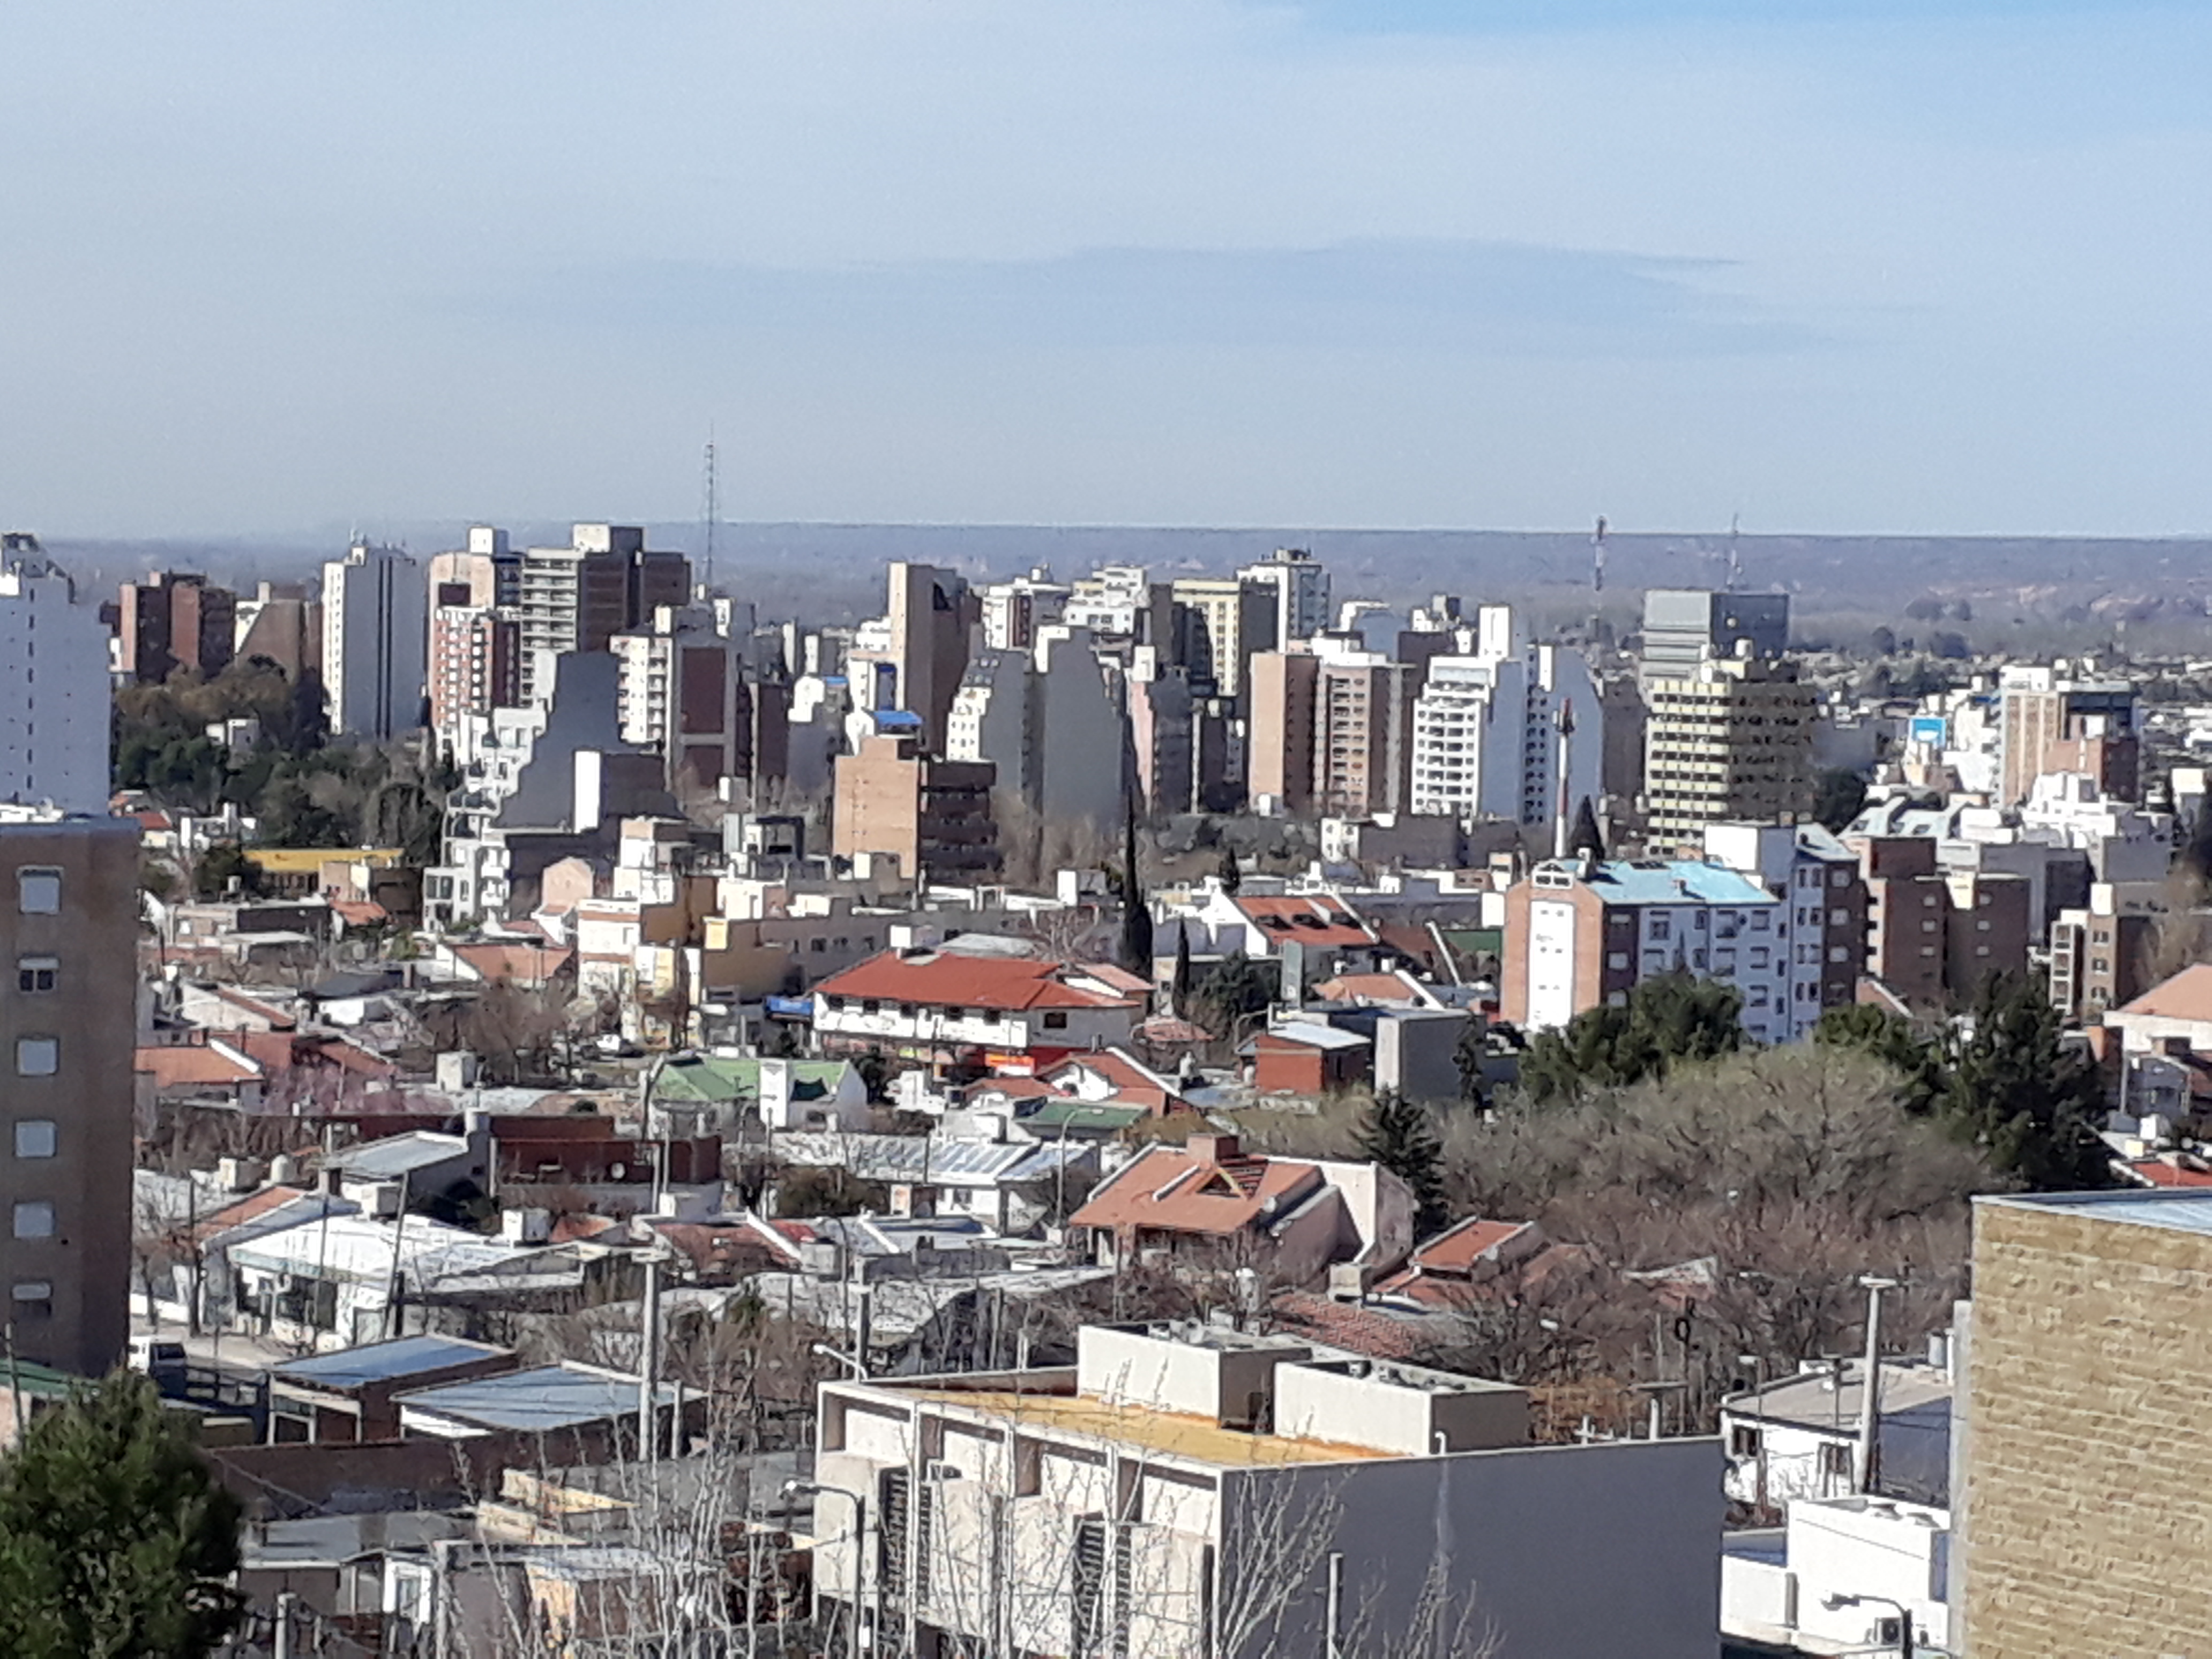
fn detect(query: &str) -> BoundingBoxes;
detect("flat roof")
[399,1364,676,1433]
[271,1334,510,1390]
[1978,1188,2212,1236]
[901,1387,1386,1468]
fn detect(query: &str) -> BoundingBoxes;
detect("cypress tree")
[1355,1088,1449,1236]
[1170,925,1194,1018]
[1118,794,1154,978]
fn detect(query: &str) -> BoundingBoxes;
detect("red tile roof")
[1232,895,1378,949]
[1268,1291,1438,1362]
[193,1185,315,1241]
[136,1043,260,1089]
[236,1033,395,1080]
[452,941,575,986]
[1071,1135,1323,1237]
[1312,971,1431,1007]
[818,950,1139,1013]
[2127,1155,2212,1189]
[2117,963,2212,1023]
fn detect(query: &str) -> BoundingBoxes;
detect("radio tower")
[1590,515,1609,593]
[1725,512,1742,593]
[700,431,719,595]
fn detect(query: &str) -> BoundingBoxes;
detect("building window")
[15,869,59,915]
[1729,1424,1761,1458]
[15,956,56,994]
[13,1121,55,1159]
[1042,1011,1070,1030]
[809,938,826,953]
[11,1201,54,1240]
[1607,952,1628,970]
[1818,1443,1853,1485]
[13,1037,56,1078]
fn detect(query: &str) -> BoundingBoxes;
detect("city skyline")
[5,1,2210,540]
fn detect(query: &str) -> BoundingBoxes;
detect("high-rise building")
[514,524,690,703]
[0,539,112,816]
[428,525,522,611]
[944,627,1125,827]
[322,541,428,740]
[1313,655,1417,818]
[1238,546,1332,646]
[1701,821,1868,1036]
[846,563,977,756]
[1997,666,2140,807]
[0,813,139,1375]
[1169,576,1275,699]
[977,567,1070,652]
[115,570,237,684]
[1246,650,1320,816]
[612,604,774,796]
[1641,655,1819,851]
[831,735,1000,883]
[428,586,521,738]
[1408,606,1602,832]
[231,581,320,681]
[1639,588,1790,683]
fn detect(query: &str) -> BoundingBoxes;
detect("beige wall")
[1963,1198,2212,1656]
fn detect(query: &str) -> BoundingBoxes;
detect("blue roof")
[398,1363,676,1432]
[1574,860,1779,907]
[271,1334,510,1389]
[871,708,924,729]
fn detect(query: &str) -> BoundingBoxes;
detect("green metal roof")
[653,1055,854,1104]
[1021,1101,1148,1133]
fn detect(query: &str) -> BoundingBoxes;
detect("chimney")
[1187,1133,1239,1164]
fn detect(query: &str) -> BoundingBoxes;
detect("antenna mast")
[1726,512,1742,593]
[701,432,718,595]
[1590,515,1609,594]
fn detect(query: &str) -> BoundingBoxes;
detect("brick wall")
[1963,1200,2212,1655]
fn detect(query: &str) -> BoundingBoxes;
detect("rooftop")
[271,1334,512,1391]
[2113,963,2212,1024]
[399,1363,677,1433]
[1538,858,1780,908]
[903,1386,1386,1468]
[817,950,1138,1013]
[1978,1187,2212,1236]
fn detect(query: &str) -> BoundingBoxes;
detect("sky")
[3,0,2209,541]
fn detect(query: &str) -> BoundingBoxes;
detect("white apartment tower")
[0,536,111,816]
[322,541,428,740]
[1409,606,1602,830]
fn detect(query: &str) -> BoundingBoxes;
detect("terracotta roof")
[135,1043,260,1089]
[2126,1155,2212,1189]
[1267,1290,1439,1362]
[1135,1015,1211,1045]
[1038,1048,1185,1111]
[452,941,575,985]
[1408,1217,1537,1273]
[1231,894,1378,949]
[1078,962,1154,995]
[818,950,1139,1013]
[193,1184,315,1241]
[2116,963,2212,1024]
[1312,971,1433,1007]
[331,900,390,927]
[1071,1136,1323,1237]
[236,1032,395,1080]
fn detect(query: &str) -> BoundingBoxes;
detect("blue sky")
[2,0,2208,539]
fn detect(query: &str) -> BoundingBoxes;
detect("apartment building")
[1238,545,1332,646]
[428,588,520,737]
[231,581,319,681]
[428,525,522,610]
[514,524,690,703]
[1246,651,1320,816]
[0,815,140,1376]
[0,539,112,815]
[322,540,427,740]
[1997,665,2140,807]
[945,627,1125,827]
[115,569,236,684]
[1641,654,1819,852]
[1062,565,1168,642]
[977,567,1070,652]
[1500,855,1795,1043]
[832,735,1002,884]
[1953,1190,2212,1655]
[1168,576,1275,699]
[1638,587,1789,683]
[1851,836,2031,1011]
[1702,822,1868,1035]
[846,563,978,756]
[805,1321,1721,1659]
[612,604,774,796]
[2047,881,2161,1022]
[1408,610,1602,831]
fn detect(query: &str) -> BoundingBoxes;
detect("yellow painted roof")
[244,847,406,873]
[908,1388,1384,1468]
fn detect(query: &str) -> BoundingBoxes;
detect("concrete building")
[1063,564,1167,642]
[1238,545,1332,647]
[946,627,1126,828]
[115,569,236,684]
[1500,855,1795,1044]
[231,581,319,680]
[1953,1189,2212,1656]
[1718,1355,1954,1512]
[1641,655,1819,853]
[1722,1493,1952,1657]
[1408,610,1603,834]
[0,539,113,815]
[1313,655,1416,819]
[805,1321,1721,1659]
[1850,835,2031,1012]
[513,524,690,703]
[1638,587,1789,683]
[428,589,520,738]
[1169,576,1276,699]
[1702,822,1869,1037]
[1246,650,1320,816]
[611,604,773,796]
[0,815,140,1374]
[427,525,522,611]
[848,562,977,756]
[832,735,1000,884]
[2048,882,2160,1023]
[322,540,427,740]
[1997,666,2140,807]
[978,567,1070,652]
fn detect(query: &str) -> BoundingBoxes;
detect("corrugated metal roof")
[272,1334,510,1389]
[1979,1188,2212,1235]
[1572,859,1781,907]
[399,1363,677,1432]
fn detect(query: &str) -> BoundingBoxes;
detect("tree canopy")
[1355,1089,1448,1236]
[1517,973,1743,1105]
[0,1373,244,1658]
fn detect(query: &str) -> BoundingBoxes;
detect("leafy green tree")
[1813,768,1870,832]
[0,1372,244,1658]
[1815,1003,1946,1116]
[1629,973,1744,1066]
[1938,971,2113,1190]
[191,842,257,901]
[1355,1088,1449,1236]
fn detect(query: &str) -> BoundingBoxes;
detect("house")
[805,1320,1723,1659]
[2101,962,2212,1055]
[771,1128,1097,1235]
[1722,1494,1951,1657]
[1372,1216,1551,1309]
[266,1335,520,1444]
[1069,1132,1413,1286]
[811,947,1142,1067]
[1718,1355,1954,1512]
[1243,1020,1371,1095]
[226,1214,549,1351]
[652,1053,870,1134]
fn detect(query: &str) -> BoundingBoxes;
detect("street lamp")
[784,1477,870,1658]
[1823,1591,1916,1657]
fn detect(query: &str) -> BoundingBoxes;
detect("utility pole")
[1855,1275,1900,1494]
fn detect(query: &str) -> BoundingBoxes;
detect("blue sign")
[1909,715,1948,747]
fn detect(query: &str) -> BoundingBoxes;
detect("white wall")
[0,562,110,814]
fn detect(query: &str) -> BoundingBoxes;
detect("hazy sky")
[4,0,2209,540]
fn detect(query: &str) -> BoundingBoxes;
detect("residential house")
[812,948,1143,1069]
